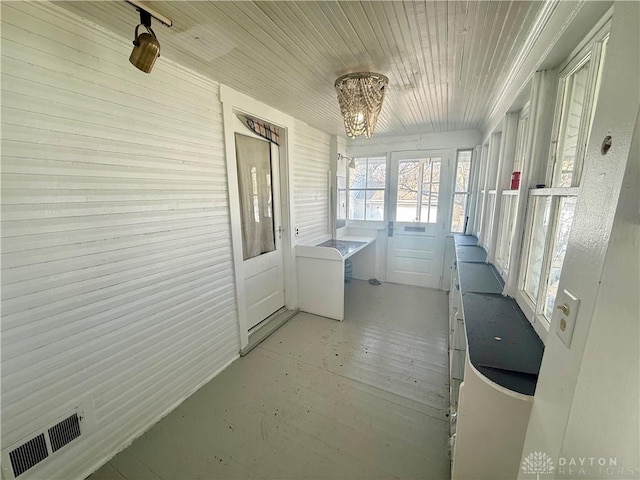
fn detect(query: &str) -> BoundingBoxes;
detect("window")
[550,35,608,187]
[522,196,552,304]
[542,196,577,319]
[478,133,501,250]
[475,191,485,238]
[495,107,529,274]
[553,60,591,186]
[336,175,347,228]
[451,150,473,233]
[348,156,386,221]
[519,193,578,330]
[514,24,608,336]
[471,144,489,238]
[483,191,497,249]
[235,133,275,260]
[395,157,441,223]
[494,191,518,272]
[513,108,530,175]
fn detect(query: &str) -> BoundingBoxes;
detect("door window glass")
[235,133,275,260]
[396,158,441,223]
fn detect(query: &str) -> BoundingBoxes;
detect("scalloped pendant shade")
[334,72,388,138]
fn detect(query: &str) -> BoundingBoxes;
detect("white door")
[235,132,285,329]
[386,151,449,289]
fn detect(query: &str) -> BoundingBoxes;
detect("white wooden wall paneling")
[1,3,240,479]
[293,121,331,244]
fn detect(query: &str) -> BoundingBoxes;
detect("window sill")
[529,186,578,196]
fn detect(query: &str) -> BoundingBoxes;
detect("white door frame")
[220,85,297,351]
[386,149,452,289]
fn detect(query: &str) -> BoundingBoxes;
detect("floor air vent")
[48,413,81,453]
[8,434,49,478]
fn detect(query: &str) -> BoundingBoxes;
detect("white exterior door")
[386,151,449,289]
[234,132,285,329]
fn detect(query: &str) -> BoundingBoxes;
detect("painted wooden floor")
[88,280,451,480]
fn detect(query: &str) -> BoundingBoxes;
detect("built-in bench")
[449,235,544,479]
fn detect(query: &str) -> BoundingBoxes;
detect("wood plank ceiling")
[57,1,544,137]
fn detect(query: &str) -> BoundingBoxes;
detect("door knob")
[557,304,570,316]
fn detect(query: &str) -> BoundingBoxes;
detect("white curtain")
[235,133,276,260]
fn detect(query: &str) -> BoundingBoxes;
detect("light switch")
[555,289,580,347]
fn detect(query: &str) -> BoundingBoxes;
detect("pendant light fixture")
[129,10,159,73]
[126,1,172,74]
[334,72,389,139]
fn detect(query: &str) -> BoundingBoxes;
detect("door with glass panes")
[234,132,285,330]
[386,151,449,288]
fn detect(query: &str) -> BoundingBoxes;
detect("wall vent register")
[3,412,85,478]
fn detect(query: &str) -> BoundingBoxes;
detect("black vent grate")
[48,413,81,453]
[9,433,48,477]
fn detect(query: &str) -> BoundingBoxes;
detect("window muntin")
[451,150,473,233]
[395,157,441,223]
[348,156,386,221]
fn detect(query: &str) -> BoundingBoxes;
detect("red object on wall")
[511,171,521,190]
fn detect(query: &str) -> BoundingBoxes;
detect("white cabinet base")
[452,356,533,480]
[297,256,345,320]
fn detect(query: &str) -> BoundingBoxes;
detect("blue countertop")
[455,245,488,263]
[458,262,504,294]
